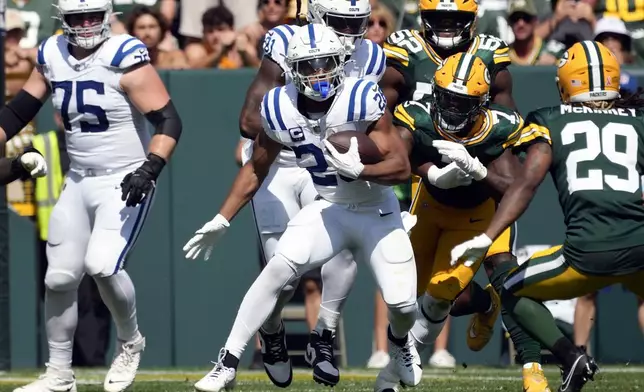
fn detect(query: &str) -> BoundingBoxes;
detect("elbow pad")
[0,90,44,140]
[145,100,182,142]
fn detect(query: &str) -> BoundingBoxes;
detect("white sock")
[94,271,139,343]
[225,254,297,358]
[410,294,450,349]
[45,289,77,370]
[315,252,357,334]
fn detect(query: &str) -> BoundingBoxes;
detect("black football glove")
[121,153,166,207]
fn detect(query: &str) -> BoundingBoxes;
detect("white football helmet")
[55,0,113,49]
[307,0,371,52]
[286,24,347,102]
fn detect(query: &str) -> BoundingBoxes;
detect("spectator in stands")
[112,0,180,51]
[235,0,290,67]
[127,6,189,69]
[185,4,247,69]
[180,0,259,45]
[4,9,33,97]
[507,0,560,65]
[534,0,595,47]
[365,5,395,45]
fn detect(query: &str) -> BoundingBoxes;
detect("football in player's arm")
[0,46,182,207]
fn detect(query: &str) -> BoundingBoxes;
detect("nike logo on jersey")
[380,212,393,217]
[469,218,483,223]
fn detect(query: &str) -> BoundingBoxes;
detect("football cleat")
[523,363,551,392]
[13,364,77,392]
[194,349,237,392]
[374,361,400,392]
[104,334,145,392]
[466,284,501,352]
[305,329,340,386]
[258,323,292,387]
[558,351,599,392]
[388,330,422,387]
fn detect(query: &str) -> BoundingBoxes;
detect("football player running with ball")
[451,40,644,392]
[5,0,183,392]
[231,0,386,386]
[184,24,422,392]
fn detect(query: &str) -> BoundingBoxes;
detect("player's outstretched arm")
[119,63,183,207]
[482,149,521,201]
[484,142,551,241]
[219,129,282,221]
[0,67,50,146]
[359,110,411,185]
[239,57,285,139]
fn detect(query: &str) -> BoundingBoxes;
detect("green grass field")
[1,366,643,391]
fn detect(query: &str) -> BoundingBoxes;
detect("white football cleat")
[429,349,456,369]
[13,364,77,392]
[194,349,237,392]
[367,350,390,369]
[104,334,145,392]
[374,361,400,392]
[388,333,422,387]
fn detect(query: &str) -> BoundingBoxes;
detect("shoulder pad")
[514,108,553,151]
[352,39,386,82]
[383,29,423,68]
[487,105,524,149]
[103,34,150,69]
[473,34,510,67]
[393,100,431,132]
[36,35,66,67]
[263,24,299,72]
[260,86,290,143]
[344,78,386,123]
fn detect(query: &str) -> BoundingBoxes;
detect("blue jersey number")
[51,80,110,133]
[292,144,337,186]
[373,89,386,112]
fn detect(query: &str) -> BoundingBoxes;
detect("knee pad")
[386,297,417,318]
[45,269,81,292]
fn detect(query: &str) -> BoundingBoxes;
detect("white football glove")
[400,211,417,234]
[450,234,493,268]
[433,140,487,181]
[183,214,230,261]
[20,152,48,178]
[426,162,472,189]
[323,137,364,179]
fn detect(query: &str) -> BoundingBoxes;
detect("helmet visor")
[431,85,482,132]
[421,10,474,40]
[324,13,369,37]
[294,55,343,98]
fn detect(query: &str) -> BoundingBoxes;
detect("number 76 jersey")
[513,104,644,253]
[37,34,151,171]
[260,77,389,204]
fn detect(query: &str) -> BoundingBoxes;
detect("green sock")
[501,286,566,352]
[490,262,542,364]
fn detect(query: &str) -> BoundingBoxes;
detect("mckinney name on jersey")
[37,34,152,172]
[260,77,389,204]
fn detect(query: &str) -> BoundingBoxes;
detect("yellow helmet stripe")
[455,53,475,86]
[581,41,604,92]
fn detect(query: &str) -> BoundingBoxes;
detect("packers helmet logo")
[557,51,569,68]
[483,68,491,85]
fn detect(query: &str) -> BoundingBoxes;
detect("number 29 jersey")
[36,34,152,172]
[514,105,644,253]
[260,77,389,204]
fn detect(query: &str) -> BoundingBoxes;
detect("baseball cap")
[508,0,538,18]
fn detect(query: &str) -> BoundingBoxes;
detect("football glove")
[433,140,488,181]
[323,137,364,179]
[121,154,165,207]
[20,150,47,178]
[426,162,472,189]
[450,234,493,268]
[183,214,230,261]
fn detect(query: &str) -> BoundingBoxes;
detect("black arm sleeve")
[0,156,30,185]
[144,100,182,142]
[0,90,44,140]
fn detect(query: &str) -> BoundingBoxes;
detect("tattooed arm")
[484,142,552,240]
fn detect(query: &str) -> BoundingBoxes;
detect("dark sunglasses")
[260,0,284,6]
[509,12,535,24]
[368,19,387,28]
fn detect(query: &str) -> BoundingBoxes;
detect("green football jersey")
[516,105,644,271]
[383,31,512,105]
[9,0,58,48]
[394,100,523,209]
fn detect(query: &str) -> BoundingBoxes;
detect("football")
[326,131,383,165]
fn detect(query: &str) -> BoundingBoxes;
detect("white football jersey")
[260,77,390,204]
[260,24,387,166]
[37,34,151,172]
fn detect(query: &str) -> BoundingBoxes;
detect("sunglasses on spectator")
[509,12,535,24]
[261,0,284,5]
[368,19,387,28]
